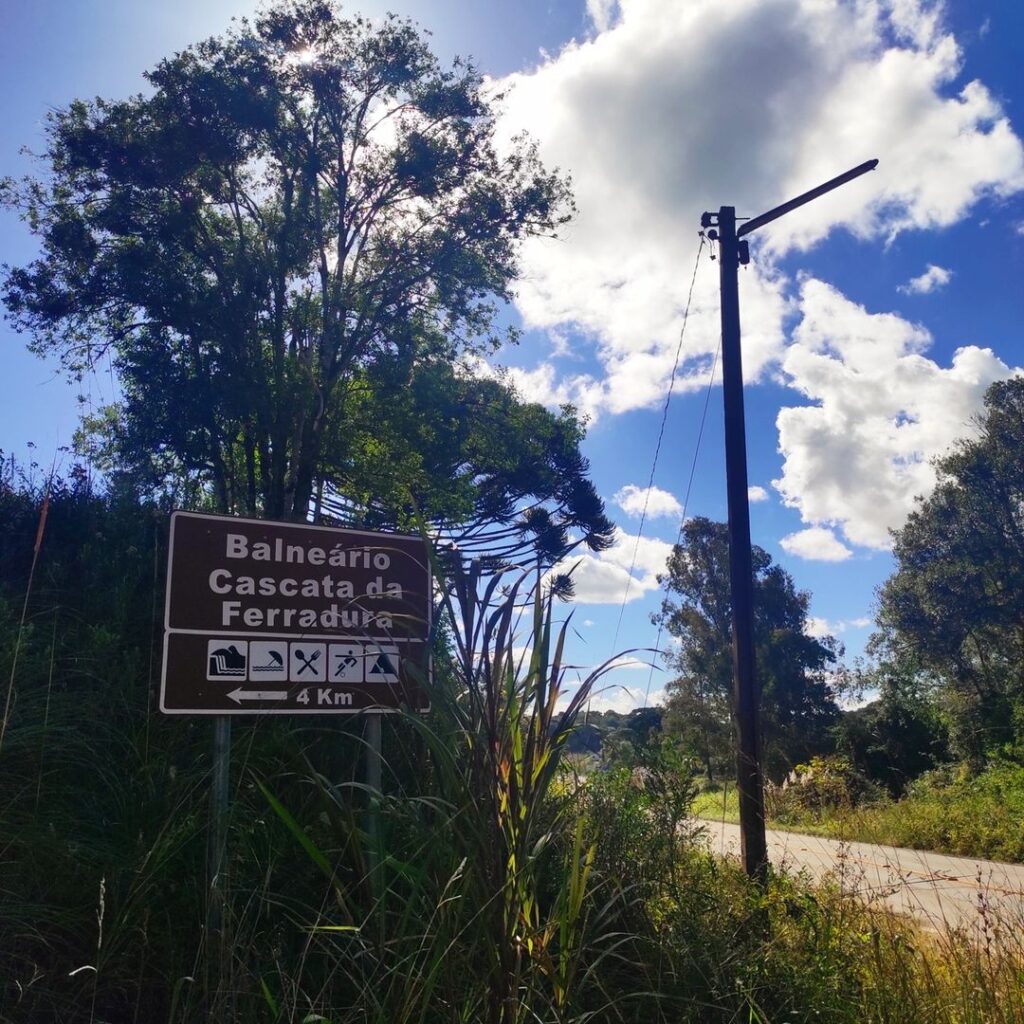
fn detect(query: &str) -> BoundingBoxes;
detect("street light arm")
[737,158,878,238]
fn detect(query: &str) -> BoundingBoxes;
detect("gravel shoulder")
[700,820,1024,935]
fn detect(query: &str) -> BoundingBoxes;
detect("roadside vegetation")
[693,760,1024,864]
[665,379,1024,867]
[3,472,1024,1023]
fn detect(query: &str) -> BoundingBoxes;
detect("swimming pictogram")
[248,641,288,681]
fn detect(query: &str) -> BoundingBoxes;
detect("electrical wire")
[609,234,707,656]
[642,337,720,706]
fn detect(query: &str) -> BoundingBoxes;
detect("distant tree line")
[649,378,1024,793]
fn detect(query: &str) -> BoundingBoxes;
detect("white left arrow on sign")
[227,688,289,704]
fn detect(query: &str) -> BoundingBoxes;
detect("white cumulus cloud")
[898,264,953,294]
[505,362,605,421]
[806,614,874,637]
[585,682,666,713]
[555,527,673,605]
[781,526,854,562]
[614,484,683,519]
[806,616,833,638]
[585,0,620,34]
[775,280,1018,549]
[491,0,1024,417]
[748,485,770,503]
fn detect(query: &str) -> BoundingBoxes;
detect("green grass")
[693,764,1024,864]
[691,783,741,823]
[774,763,1024,863]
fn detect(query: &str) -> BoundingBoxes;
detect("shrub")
[854,760,1024,863]
[773,755,885,822]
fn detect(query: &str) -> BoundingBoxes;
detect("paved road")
[700,820,1024,935]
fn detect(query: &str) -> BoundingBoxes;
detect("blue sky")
[2,1,1022,711]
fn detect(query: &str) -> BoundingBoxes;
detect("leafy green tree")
[320,354,611,555]
[2,0,609,555]
[878,377,1024,765]
[585,706,664,765]
[835,654,949,796]
[656,517,840,779]
[660,667,733,782]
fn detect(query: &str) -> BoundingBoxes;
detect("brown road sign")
[160,511,431,714]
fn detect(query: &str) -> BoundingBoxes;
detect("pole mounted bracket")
[700,211,718,229]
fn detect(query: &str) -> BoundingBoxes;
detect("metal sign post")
[364,712,383,896]
[207,715,231,987]
[160,510,432,978]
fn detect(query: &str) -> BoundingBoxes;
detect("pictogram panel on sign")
[365,645,400,684]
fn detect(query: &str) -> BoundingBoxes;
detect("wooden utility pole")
[701,158,879,882]
[712,203,768,882]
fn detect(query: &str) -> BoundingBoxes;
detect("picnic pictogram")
[289,642,326,682]
[294,648,320,675]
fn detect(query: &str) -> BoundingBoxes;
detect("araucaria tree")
[878,377,1024,765]
[656,517,840,779]
[3,0,609,552]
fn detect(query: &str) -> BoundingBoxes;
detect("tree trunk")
[289,412,323,523]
